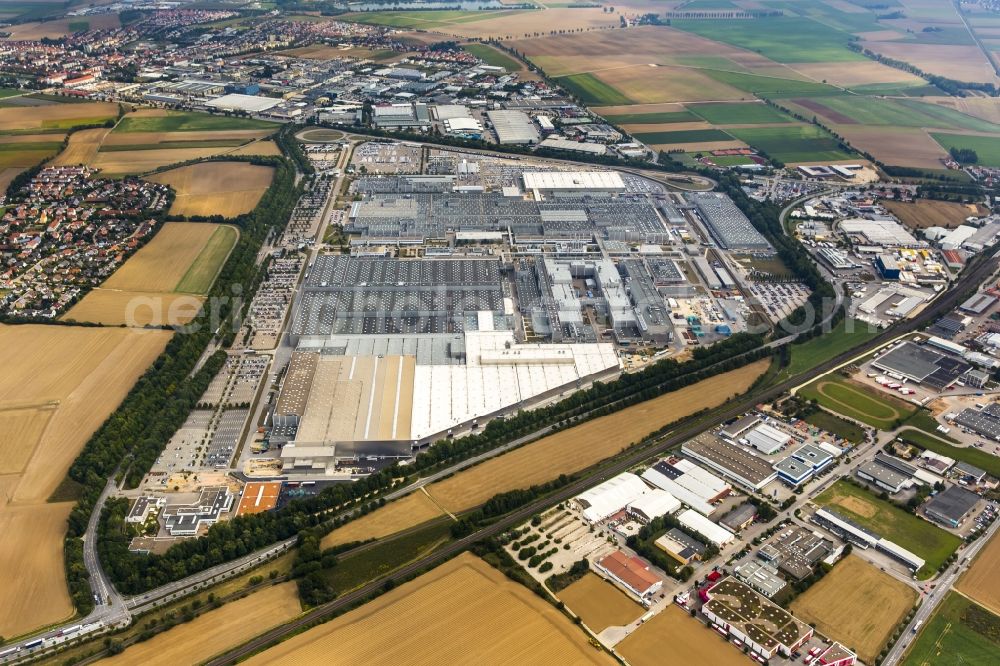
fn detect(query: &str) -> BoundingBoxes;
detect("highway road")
[206,248,1000,666]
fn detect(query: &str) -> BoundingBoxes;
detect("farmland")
[632,129,732,145]
[616,604,744,666]
[99,582,302,666]
[791,555,917,664]
[242,553,613,665]
[798,375,916,429]
[884,200,988,230]
[1,13,120,39]
[601,110,700,125]
[957,529,1000,615]
[781,318,881,379]
[932,133,1000,167]
[323,360,768,548]
[725,125,854,164]
[814,480,962,578]
[670,17,865,64]
[688,102,793,125]
[65,222,237,326]
[0,324,172,638]
[557,573,642,632]
[557,72,630,106]
[904,592,1000,666]
[148,162,274,218]
[114,110,276,133]
[462,43,521,71]
[0,101,117,131]
[50,127,110,166]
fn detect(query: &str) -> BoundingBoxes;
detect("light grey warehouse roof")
[687,192,771,251]
[486,109,540,144]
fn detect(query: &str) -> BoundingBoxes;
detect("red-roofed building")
[596,550,662,599]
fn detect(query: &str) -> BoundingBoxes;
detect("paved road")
[883,517,1000,666]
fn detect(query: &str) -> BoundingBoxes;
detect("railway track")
[208,250,1000,665]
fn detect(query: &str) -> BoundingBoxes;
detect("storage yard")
[242,553,613,665]
[791,555,917,664]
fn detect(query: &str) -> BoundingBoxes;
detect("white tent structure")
[575,473,649,523]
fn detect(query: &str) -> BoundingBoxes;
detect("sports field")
[931,133,1000,167]
[323,360,768,548]
[558,573,642,632]
[956,531,1000,615]
[65,222,237,326]
[148,162,274,218]
[791,555,916,664]
[798,375,915,429]
[99,582,302,666]
[243,553,613,665]
[814,480,962,578]
[903,592,1000,666]
[616,604,743,666]
[0,324,172,638]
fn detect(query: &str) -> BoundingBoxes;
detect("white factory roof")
[840,218,921,246]
[627,489,682,520]
[522,171,625,191]
[409,331,619,439]
[640,467,716,516]
[205,93,280,112]
[745,423,791,454]
[576,472,649,523]
[443,117,483,133]
[433,104,472,120]
[941,225,977,249]
[486,109,539,144]
[671,459,731,496]
[677,508,734,547]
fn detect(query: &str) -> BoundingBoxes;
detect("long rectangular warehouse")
[682,433,777,490]
[678,508,734,547]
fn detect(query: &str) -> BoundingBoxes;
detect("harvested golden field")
[647,139,747,152]
[885,199,988,229]
[324,360,768,548]
[926,96,1000,124]
[91,147,239,175]
[0,502,76,637]
[592,102,689,117]
[792,61,923,87]
[100,129,272,147]
[51,127,110,166]
[436,7,619,39]
[600,65,746,104]
[2,14,120,40]
[791,555,917,664]
[616,605,744,666]
[0,102,118,131]
[99,582,301,666]
[0,407,52,474]
[230,139,281,156]
[0,324,172,638]
[64,291,206,327]
[558,573,643,632]
[0,166,23,192]
[322,488,447,548]
[834,125,948,168]
[101,222,233,293]
[149,162,274,218]
[244,553,613,665]
[956,531,1000,615]
[861,41,1000,85]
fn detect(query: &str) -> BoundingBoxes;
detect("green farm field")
[931,133,1000,167]
[633,129,732,144]
[781,318,880,379]
[688,102,793,125]
[671,17,865,63]
[114,111,276,134]
[342,9,527,28]
[462,43,521,71]
[604,111,700,125]
[815,480,961,579]
[556,73,630,106]
[904,592,1000,666]
[701,70,840,97]
[788,96,1000,133]
[726,125,854,164]
[798,375,915,429]
[175,225,240,294]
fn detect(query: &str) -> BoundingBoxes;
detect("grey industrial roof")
[925,485,980,524]
[719,502,758,530]
[955,407,1000,440]
[856,459,908,490]
[688,192,771,251]
[955,461,987,480]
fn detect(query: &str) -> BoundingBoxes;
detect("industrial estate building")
[924,485,981,527]
[812,507,925,572]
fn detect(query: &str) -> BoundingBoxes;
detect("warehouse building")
[641,466,716,517]
[924,485,980,527]
[596,550,662,599]
[721,413,762,440]
[872,341,970,390]
[744,423,792,455]
[687,192,771,251]
[702,577,814,659]
[812,508,925,571]
[486,109,539,144]
[758,526,834,580]
[734,560,787,599]
[855,453,915,493]
[655,527,707,564]
[682,433,778,491]
[521,171,625,195]
[677,508,735,547]
[955,461,987,484]
[575,472,649,523]
[205,93,280,113]
[839,219,923,248]
[626,489,681,523]
[719,503,757,532]
[955,404,1000,441]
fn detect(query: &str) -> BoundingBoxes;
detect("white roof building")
[575,472,650,523]
[626,489,681,523]
[744,423,791,455]
[205,93,280,113]
[677,508,734,547]
[486,109,539,144]
[522,171,625,193]
[641,468,716,516]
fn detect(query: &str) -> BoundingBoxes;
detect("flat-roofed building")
[682,433,778,491]
[734,560,787,599]
[758,526,834,580]
[720,413,761,440]
[745,423,792,455]
[719,502,758,532]
[626,489,681,523]
[924,484,980,527]
[655,527,707,565]
[487,109,539,144]
[575,472,649,523]
[596,550,662,598]
[521,171,625,193]
[702,577,813,659]
[677,508,734,547]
